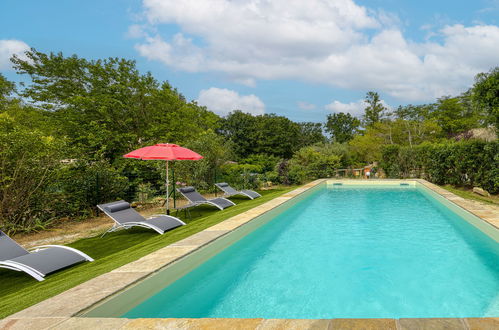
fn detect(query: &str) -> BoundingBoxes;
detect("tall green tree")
[221,111,304,159]
[431,95,482,137]
[297,122,326,147]
[220,110,258,158]
[324,112,360,143]
[11,49,219,160]
[253,114,301,158]
[362,91,386,127]
[472,67,499,129]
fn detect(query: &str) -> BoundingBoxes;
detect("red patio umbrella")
[124,143,203,214]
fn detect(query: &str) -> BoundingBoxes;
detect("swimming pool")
[86,182,499,319]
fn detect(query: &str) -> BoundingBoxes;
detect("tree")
[220,110,258,158]
[394,105,441,147]
[11,49,220,160]
[297,122,326,147]
[362,91,386,127]
[221,111,303,159]
[472,67,499,129]
[324,112,360,143]
[0,74,16,109]
[431,95,482,137]
[254,114,301,158]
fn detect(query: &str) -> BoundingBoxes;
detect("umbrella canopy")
[123,143,203,160]
[124,143,203,214]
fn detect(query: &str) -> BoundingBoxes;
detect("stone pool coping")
[2,179,498,329]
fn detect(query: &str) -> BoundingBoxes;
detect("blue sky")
[1,0,498,122]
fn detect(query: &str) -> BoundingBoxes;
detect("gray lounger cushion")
[241,189,261,199]
[0,230,93,280]
[0,232,29,260]
[7,248,87,276]
[210,197,236,209]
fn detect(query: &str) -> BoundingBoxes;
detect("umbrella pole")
[166,161,169,215]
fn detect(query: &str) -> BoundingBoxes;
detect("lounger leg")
[101,224,120,238]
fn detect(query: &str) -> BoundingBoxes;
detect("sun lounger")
[177,186,235,210]
[97,200,186,236]
[0,230,93,281]
[215,182,261,200]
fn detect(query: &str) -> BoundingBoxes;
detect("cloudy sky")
[1,0,498,122]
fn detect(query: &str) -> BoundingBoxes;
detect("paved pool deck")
[1,179,498,330]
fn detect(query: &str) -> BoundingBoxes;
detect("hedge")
[380,140,499,194]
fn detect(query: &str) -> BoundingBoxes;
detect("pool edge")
[3,178,498,329]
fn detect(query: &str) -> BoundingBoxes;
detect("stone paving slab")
[464,317,499,329]
[51,317,130,329]
[169,230,229,247]
[0,317,68,330]
[111,245,200,274]
[9,271,148,319]
[330,318,397,329]
[122,318,264,329]
[398,317,467,329]
[258,318,331,329]
[417,179,499,230]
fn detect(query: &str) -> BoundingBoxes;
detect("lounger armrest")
[28,245,94,262]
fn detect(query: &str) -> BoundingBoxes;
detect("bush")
[287,145,342,184]
[54,160,130,216]
[220,163,261,190]
[0,115,65,233]
[381,140,499,194]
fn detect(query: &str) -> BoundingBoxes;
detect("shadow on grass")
[0,187,295,319]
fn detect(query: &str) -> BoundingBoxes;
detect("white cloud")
[133,0,499,102]
[197,87,265,116]
[325,99,392,117]
[127,24,147,39]
[0,39,30,70]
[325,100,367,117]
[297,101,316,110]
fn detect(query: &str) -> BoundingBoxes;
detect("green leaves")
[325,112,360,143]
[362,91,387,128]
[472,67,499,130]
[381,141,499,194]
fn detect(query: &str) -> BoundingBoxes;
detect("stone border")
[414,179,499,230]
[1,179,498,329]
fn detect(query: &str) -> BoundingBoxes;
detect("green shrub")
[381,140,499,194]
[287,145,342,184]
[220,163,261,189]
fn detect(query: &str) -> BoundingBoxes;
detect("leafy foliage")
[362,91,386,127]
[287,144,343,184]
[220,111,324,159]
[472,66,499,129]
[324,112,360,143]
[381,141,499,194]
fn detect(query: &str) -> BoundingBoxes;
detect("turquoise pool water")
[123,186,499,319]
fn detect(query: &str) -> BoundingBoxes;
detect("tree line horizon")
[0,49,497,233]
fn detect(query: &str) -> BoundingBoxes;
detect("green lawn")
[441,185,499,206]
[0,187,295,319]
